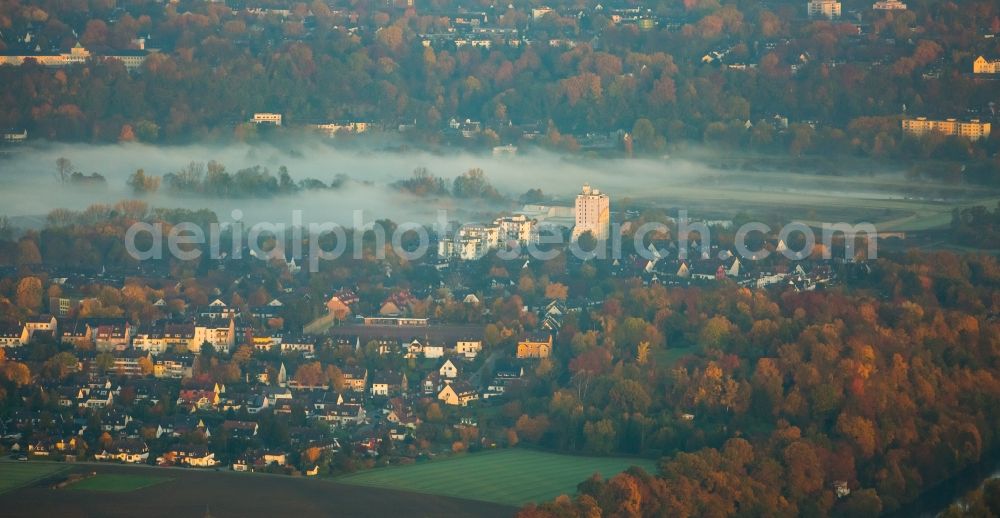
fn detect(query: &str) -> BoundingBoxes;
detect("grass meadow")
[337,448,657,506]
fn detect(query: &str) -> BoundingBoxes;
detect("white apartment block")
[571,183,610,242]
[193,319,237,353]
[902,117,992,141]
[807,0,841,19]
[252,113,282,126]
[0,43,149,70]
[872,0,906,10]
[439,215,538,260]
[311,121,369,136]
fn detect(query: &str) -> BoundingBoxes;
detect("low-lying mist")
[0,138,928,228]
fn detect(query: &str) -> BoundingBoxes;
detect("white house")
[438,382,478,406]
[0,324,22,347]
[439,359,459,379]
[21,315,57,343]
[94,440,149,463]
[193,318,236,353]
[252,113,282,126]
[423,344,445,359]
[455,340,482,359]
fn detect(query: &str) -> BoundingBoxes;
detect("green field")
[337,448,657,506]
[70,473,171,492]
[0,462,68,494]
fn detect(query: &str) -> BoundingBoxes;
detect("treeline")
[951,202,1000,250]
[392,167,505,201]
[129,161,348,198]
[941,479,1000,517]
[0,0,998,180]
[508,251,1000,516]
[52,158,107,186]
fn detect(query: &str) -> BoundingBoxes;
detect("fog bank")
[0,139,934,228]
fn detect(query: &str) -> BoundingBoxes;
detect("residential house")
[371,371,407,397]
[222,420,259,439]
[311,121,370,137]
[193,318,237,353]
[131,325,167,354]
[100,409,132,431]
[60,320,92,348]
[82,388,114,409]
[27,439,53,457]
[252,336,277,352]
[541,300,567,332]
[454,339,482,359]
[94,439,149,463]
[378,301,403,317]
[317,404,366,426]
[834,480,851,498]
[250,298,283,321]
[487,362,524,396]
[0,323,22,347]
[974,56,1000,74]
[423,343,445,359]
[177,389,219,411]
[53,436,79,454]
[341,366,368,392]
[388,426,411,441]
[168,416,210,438]
[57,386,87,407]
[404,339,443,359]
[517,333,553,359]
[87,318,131,351]
[383,290,415,313]
[439,359,460,379]
[131,380,164,404]
[385,398,420,427]
[286,378,330,391]
[326,289,358,319]
[246,394,269,414]
[21,315,57,343]
[438,381,479,406]
[422,371,444,395]
[162,323,196,351]
[232,454,252,471]
[279,336,316,356]
[154,354,194,379]
[133,321,195,355]
[109,349,151,377]
[262,386,293,406]
[232,449,288,471]
[2,128,28,143]
[310,391,345,412]
[262,451,287,466]
[160,445,218,467]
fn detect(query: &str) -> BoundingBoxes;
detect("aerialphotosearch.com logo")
[124,209,878,273]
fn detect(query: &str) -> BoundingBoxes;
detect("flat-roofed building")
[902,117,992,141]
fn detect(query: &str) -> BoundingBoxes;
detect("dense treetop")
[0,0,998,181]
